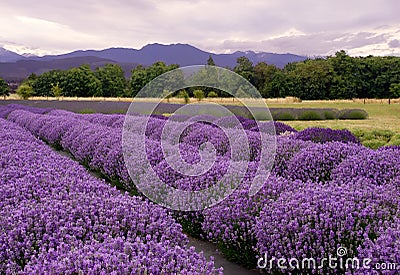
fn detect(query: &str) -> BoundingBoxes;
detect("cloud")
[388,39,400,48]
[0,0,400,56]
[204,27,400,56]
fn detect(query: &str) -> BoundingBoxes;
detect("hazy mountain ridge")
[0,43,307,80]
[0,47,27,63]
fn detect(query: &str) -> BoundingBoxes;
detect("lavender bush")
[255,181,399,274]
[294,127,360,144]
[331,147,400,186]
[287,141,366,182]
[202,174,304,267]
[0,118,222,274]
[3,104,399,274]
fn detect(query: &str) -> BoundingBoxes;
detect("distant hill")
[0,47,26,63]
[0,56,137,81]
[35,43,307,68]
[0,43,307,81]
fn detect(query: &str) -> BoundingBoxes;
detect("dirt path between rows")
[188,236,261,274]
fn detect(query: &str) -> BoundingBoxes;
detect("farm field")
[268,100,400,133]
[1,98,399,148]
[267,101,400,148]
[1,97,399,132]
[0,103,399,274]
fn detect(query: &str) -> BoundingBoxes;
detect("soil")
[188,236,261,274]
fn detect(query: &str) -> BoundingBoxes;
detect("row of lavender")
[3,104,400,274]
[0,117,222,274]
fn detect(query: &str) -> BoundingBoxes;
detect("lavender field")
[0,104,399,274]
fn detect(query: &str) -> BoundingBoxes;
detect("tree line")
[1,50,400,100]
[247,50,400,100]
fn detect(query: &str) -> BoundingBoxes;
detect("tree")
[95,64,126,97]
[32,70,65,97]
[235,87,248,98]
[328,51,359,99]
[207,55,216,66]
[253,62,279,97]
[234,56,254,84]
[286,59,333,100]
[62,65,102,97]
[51,82,63,99]
[17,84,33,100]
[129,62,179,97]
[25,73,38,86]
[178,89,190,104]
[162,89,173,102]
[0,77,10,99]
[193,89,205,101]
[389,83,400,98]
[265,70,290,98]
[129,65,148,97]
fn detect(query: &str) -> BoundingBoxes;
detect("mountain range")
[0,43,307,81]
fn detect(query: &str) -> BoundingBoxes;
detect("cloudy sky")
[1,0,400,56]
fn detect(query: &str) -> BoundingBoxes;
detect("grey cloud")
[388,39,400,48]
[218,31,391,56]
[1,0,400,56]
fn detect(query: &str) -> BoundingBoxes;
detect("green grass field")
[266,101,400,148]
[266,101,400,133]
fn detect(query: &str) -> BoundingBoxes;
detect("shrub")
[272,137,312,176]
[0,77,10,99]
[79,108,96,114]
[387,134,400,146]
[207,91,218,98]
[251,110,272,120]
[51,83,63,98]
[16,84,33,100]
[251,121,297,135]
[323,110,337,120]
[193,89,205,101]
[331,147,400,185]
[362,139,387,149]
[255,182,399,274]
[338,109,368,119]
[353,129,394,146]
[287,142,364,182]
[298,110,323,120]
[273,112,296,121]
[294,127,360,144]
[202,175,303,268]
[368,129,395,142]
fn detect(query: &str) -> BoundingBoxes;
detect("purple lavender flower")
[294,127,360,144]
